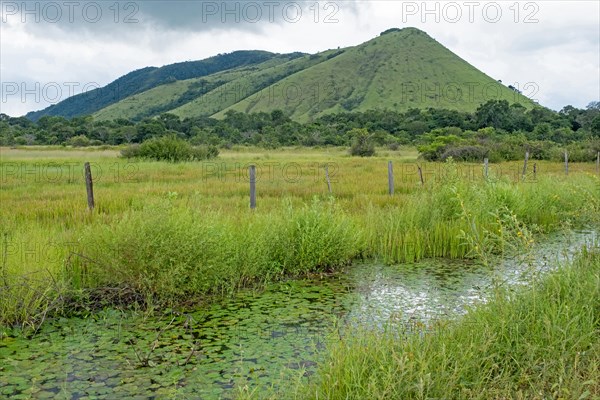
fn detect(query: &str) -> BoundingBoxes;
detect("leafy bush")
[561,139,600,162]
[67,135,91,147]
[419,129,599,162]
[191,144,220,160]
[417,134,463,161]
[120,135,219,162]
[119,143,141,158]
[525,140,557,160]
[349,128,376,157]
[440,145,488,161]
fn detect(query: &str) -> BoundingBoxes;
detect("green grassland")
[27,50,284,120]
[170,50,341,120]
[93,77,206,122]
[93,50,341,122]
[1,146,598,331]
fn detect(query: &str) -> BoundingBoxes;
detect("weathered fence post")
[564,151,569,175]
[388,161,394,195]
[417,165,424,186]
[84,162,94,211]
[597,152,600,174]
[325,164,332,194]
[249,165,256,209]
[522,151,529,179]
[484,158,489,179]
[533,163,537,179]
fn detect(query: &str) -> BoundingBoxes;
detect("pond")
[0,230,596,399]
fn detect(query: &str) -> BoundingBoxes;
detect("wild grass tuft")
[365,160,599,264]
[305,247,600,399]
[67,199,362,308]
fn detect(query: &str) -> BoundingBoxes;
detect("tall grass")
[364,161,599,264]
[1,199,363,327]
[0,225,74,331]
[305,248,600,399]
[69,199,362,305]
[1,148,599,328]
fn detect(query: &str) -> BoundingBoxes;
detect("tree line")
[1,100,599,161]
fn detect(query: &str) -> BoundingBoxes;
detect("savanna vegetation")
[1,146,598,331]
[1,143,598,400]
[2,25,598,400]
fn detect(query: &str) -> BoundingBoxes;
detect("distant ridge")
[26,50,301,120]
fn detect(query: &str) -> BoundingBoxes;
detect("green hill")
[31,28,536,122]
[93,55,295,121]
[26,50,294,121]
[95,51,338,121]
[168,49,343,120]
[217,28,534,121]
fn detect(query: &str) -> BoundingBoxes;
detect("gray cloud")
[0,1,597,115]
[2,1,358,37]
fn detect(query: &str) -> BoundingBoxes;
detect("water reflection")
[345,230,597,328]
[0,230,596,399]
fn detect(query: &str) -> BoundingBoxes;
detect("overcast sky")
[1,0,598,117]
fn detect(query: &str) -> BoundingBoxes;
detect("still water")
[0,230,596,399]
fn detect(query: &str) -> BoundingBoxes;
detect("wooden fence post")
[325,165,332,194]
[249,165,256,209]
[388,161,394,195]
[417,165,424,186]
[533,163,537,179]
[564,151,569,175]
[596,152,600,174]
[84,162,94,211]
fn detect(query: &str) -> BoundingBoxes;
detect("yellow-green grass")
[1,146,599,328]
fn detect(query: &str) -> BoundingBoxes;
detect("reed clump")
[305,247,600,399]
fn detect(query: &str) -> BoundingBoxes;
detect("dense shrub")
[119,143,141,158]
[417,134,463,161]
[67,135,91,147]
[440,145,488,161]
[120,134,219,162]
[525,140,557,160]
[349,128,376,157]
[561,139,600,162]
[420,131,600,163]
